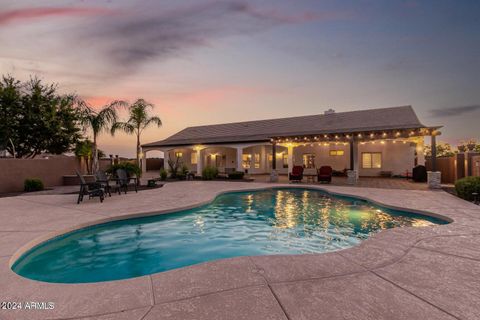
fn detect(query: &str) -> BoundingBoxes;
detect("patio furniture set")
[289,166,333,184]
[76,169,138,204]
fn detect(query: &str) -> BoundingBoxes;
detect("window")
[302,153,315,169]
[254,153,261,169]
[191,152,197,165]
[282,154,288,168]
[329,150,345,156]
[362,152,382,169]
[242,154,251,168]
[268,154,273,168]
[174,152,183,159]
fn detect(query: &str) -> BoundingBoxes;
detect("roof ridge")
[183,105,413,129]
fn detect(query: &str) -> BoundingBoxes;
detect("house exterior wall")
[150,140,416,177]
[358,142,415,176]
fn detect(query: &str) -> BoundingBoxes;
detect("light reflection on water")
[13,188,446,283]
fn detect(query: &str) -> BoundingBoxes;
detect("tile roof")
[143,106,432,147]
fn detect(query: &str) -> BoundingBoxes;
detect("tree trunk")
[92,135,99,174]
[136,133,141,169]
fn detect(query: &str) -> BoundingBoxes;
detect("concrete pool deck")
[0,181,479,320]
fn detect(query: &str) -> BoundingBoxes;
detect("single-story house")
[141,106,441,177]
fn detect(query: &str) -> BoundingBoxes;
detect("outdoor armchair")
[317,166,333,183]
[95,171,112,197]
[289,166,304,182]
[114,169,138,194]
[75,170,105,204]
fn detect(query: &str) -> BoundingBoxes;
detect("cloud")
[80,1,339,72]
[0,7,115,25]
[430,105,480,117]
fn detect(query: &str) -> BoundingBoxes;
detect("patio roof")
[143,105,441,148]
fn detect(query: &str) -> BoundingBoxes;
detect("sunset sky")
[1,0,479,157]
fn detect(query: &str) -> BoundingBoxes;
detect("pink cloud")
[0,7,116,25]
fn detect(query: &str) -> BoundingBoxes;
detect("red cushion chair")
[289,166,304,182]
[317,166,333,183]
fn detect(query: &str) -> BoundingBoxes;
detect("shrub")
[202,166,218,180]
[159,168,168,181]
[167,157,181,179]
[107,162,142,178]
[455,176,480,201]
[177,164,189,180]
[228,171,245,180]
[24,178,44,192]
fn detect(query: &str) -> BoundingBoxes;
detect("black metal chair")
[95,171,112,197]
[115,169,138,194]
[75,170,105,204]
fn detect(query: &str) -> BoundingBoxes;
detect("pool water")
[12,188,446,283]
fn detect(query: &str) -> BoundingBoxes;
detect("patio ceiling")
[271,127,442,145]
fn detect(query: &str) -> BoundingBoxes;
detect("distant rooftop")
[143,106,436,147]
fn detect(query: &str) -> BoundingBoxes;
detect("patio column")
[348,138,359,184]
[196,149,203,175]
[431,134,437,172]
[236,147,243,172]
[271,142,277,170]
[287,145,294,173]
[270,142,278,182]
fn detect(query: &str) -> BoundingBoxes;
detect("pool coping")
[8,184,454,270]
[1,181,479,320]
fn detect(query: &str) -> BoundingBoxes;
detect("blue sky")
[0,0,479,156]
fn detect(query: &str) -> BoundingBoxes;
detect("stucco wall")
[0,157,81,193]
[358,142,415,176]
[161,142,416,177]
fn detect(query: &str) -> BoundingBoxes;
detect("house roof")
[143,106,435,147]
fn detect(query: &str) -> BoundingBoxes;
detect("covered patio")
[141,106,443,186]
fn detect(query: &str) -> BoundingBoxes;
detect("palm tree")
[111,99,162,169]
[78,100,126,173]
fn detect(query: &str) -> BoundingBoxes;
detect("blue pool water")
[12,188,446,283]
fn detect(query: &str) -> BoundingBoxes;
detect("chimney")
[324,108,335,115]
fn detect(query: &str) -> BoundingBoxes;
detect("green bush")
[107,162,142,178]
[228,171,245,180]
[177,164,189,180]
[159,168,168,181]
[455,176,480,201]
[202,166,218,180]
[24,178,44,192]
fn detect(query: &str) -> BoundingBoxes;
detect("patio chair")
[114,169,138,194]
[289,166,304,182]
[317,166,333,184]
[95,171,112,197]
[75,170,105,204]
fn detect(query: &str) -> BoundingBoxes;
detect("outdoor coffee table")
[304,174,316,183]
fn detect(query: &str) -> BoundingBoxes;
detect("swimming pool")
[12,188,447,283]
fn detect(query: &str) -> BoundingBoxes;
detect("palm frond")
[111,121,135,135]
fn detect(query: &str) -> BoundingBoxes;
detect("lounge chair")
[317,166,333,183]
[76,170,105,204]
[289,166,304,182]
[114,169,138,194]
[95,171,112,197]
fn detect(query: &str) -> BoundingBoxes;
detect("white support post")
[287,145,294,174]
[196,149,203,176]
[236,147,243,172]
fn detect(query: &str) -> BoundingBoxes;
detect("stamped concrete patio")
[1,181,479,320]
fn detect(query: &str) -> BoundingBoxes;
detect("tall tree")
[0,75,82,158]
[78,101,125,173]
[111,99,162,168]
